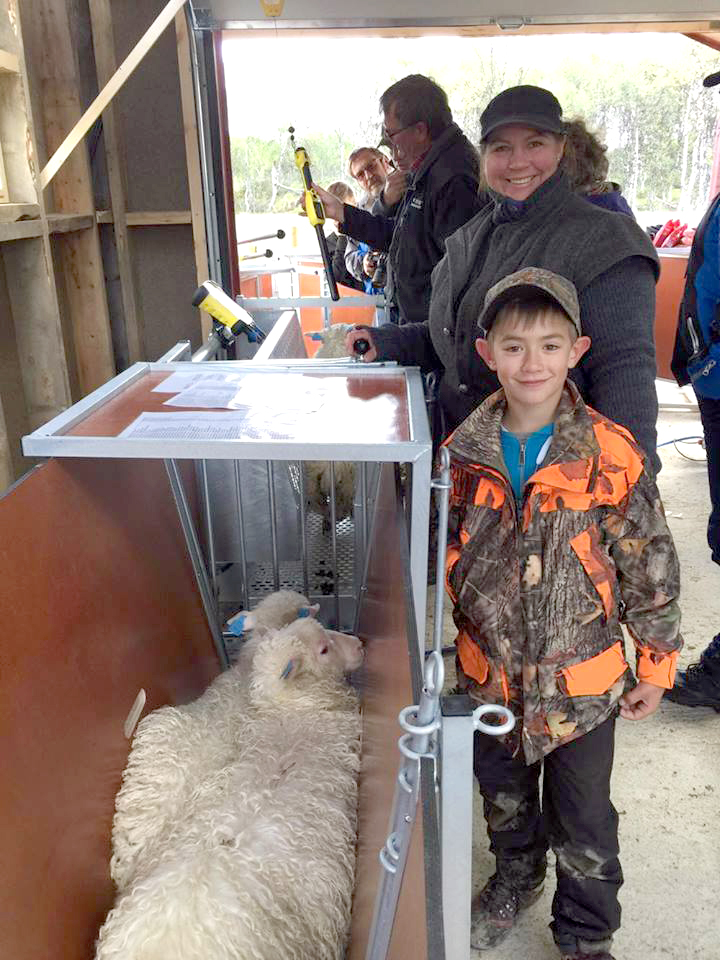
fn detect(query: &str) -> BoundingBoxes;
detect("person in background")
[666,67,720,712]
[563,118,635,217]
[345,147,394,292]
[314,74,484,326]
[323,181,364,292]
[344,85,661,472]
[445,267,682,959]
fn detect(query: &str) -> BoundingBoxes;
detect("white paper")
[120,412,254,440]
[163,384,252,409]
[152,371,242,393]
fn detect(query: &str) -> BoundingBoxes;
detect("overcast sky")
[222,32,711,139]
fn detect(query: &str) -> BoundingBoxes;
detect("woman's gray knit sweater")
[370,170,661,472]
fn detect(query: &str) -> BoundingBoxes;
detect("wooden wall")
[0,0,209,493]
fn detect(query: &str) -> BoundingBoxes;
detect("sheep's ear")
[279,658,297,680]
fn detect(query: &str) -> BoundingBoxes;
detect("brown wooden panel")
[655,251,687,381]
[0,458,219,960]
[66,370,411,442]
[350,463,428,960]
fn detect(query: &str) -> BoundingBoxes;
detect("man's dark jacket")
[340,123,484,325]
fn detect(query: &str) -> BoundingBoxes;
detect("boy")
[443,268,682,960]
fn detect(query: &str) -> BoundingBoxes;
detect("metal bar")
[298,461,310,599]
[21,362,148,446]
[365,652,444,960]
[409,447,432,658]
[165,458,228,670]
[157,340,192,362]
[431,447,451,657]
[329,461,340,629]
[237,296,385,310]
[439,696,476,960]
[192,331,223,362]
[323,304,331,331]
[267,460,280,591]
[233,460,250,610]
[200,461,218,602]
[357,461,367,582]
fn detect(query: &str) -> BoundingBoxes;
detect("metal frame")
[238,293,390,329]
[22,360,432,648]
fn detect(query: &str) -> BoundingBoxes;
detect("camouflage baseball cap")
[477,267,581,337]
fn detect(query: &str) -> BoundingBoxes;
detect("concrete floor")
[427,385,720,960]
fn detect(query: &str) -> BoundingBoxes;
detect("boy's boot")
[470,860,545,950]
[560,954,616,960]
[665,633,720,710]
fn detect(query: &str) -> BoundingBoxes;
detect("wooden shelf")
[0,219,43,242]
[96,209,192,226]
[0,48,19,74]
[0,202,41,223]
[47,213,95,234]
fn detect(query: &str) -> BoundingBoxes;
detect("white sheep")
[97,616,363,960]
[110,590,318,891]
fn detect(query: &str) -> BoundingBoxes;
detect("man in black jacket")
[315,74,484,326]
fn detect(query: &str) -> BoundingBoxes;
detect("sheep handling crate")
[9,312,493,960]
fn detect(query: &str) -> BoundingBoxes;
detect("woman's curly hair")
[561,118,609,193]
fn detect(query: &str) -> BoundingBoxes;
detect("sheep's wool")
[97,610,362,960]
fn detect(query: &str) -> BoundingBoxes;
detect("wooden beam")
[88,0,144,363]
[23,0,116,395]
[0,219,44,242]
[176,10,210,338]
[47,213,95,234]
[685,31,720,53]
[0,203,41,223]
[95,209,192,226]
[39,0,187,190]
[0,48,20,74]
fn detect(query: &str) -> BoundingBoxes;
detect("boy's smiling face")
[476,308,591,430]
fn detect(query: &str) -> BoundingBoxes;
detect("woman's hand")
[345,327,378,362]
[619,681,665,720]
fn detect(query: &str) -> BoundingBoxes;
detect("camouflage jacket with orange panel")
[444,381,682,765]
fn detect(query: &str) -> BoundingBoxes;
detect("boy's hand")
[619,681,665,720]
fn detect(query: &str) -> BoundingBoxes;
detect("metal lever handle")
[473,703,515,737]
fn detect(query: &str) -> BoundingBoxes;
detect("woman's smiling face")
[483,125,565,202]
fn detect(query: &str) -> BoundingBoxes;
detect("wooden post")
[175,10,211,339]
[21,0,116,394]
[39,0,187,190]
[88,0,144,362]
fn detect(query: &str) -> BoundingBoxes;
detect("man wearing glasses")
[316,74,483,326]
[345,146,394,289]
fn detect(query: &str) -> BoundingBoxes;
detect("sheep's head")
[250,618,363,705]
[226,590,319,637]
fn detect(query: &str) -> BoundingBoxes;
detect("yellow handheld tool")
[192,279,265,344]
[289,126,339,301]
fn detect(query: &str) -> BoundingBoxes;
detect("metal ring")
[379,847,398,874]
[398,705,441,738]
[423,650,444,696]
[473,704,515,736]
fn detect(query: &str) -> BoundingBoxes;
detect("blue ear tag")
[298,607,311,619]
[305,332,324,341]
[226,613,246,637]
[279,659,295,680]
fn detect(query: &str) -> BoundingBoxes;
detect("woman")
[343,85,660,471]
[563,117,635,217]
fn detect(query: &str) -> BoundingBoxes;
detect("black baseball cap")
[480,85,565,142]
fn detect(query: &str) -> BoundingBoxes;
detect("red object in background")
[661,223,688,248]
[653,219,677,247]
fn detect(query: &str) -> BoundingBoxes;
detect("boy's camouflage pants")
[474,715,622,955]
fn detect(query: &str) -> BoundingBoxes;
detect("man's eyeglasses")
[380,122,417,147]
